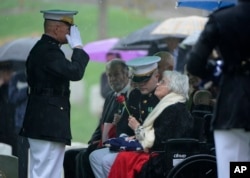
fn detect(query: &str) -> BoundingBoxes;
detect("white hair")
[163,70,189,99]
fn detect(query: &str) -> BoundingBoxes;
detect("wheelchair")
[145,112,217,178]
[164,138,217,178]
[144,138,217,178]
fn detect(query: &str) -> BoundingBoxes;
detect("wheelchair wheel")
[167,154,217,178]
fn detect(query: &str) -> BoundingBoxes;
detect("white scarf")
[136,92,186,150]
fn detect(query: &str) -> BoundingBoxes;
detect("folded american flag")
[103,134,143,151]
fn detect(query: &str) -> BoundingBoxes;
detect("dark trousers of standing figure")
[63,143,98,178]
[75,143,99,178]
[18,135,29,178]
[64,148,85,178]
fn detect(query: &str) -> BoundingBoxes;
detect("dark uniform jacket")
[20,34,89,145]
[116,88,159,136]
[186,2,250,131]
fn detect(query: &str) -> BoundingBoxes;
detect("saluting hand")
[66,25,83,49]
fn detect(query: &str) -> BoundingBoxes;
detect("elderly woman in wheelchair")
[99,70,216,178]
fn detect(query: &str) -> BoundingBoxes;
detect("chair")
[191,90,214,142]
[0,154,18,178]
[191,89,213,117]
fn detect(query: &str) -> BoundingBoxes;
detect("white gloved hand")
[66,25,83,49]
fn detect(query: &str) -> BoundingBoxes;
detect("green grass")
[0,0,153,43]
[0,0,153,143]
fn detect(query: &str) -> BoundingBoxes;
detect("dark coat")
[186,3,250,131]
[20,34,89,145]
[152,102,194,151]
[8,70,28,133]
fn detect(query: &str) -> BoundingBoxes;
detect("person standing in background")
[20,9,89,178]
[186,1,250,177]
[154,51,174,80]
[0,62,17,155]
[8,70,29,178]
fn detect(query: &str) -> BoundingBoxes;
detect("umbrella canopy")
[0,37,39,62]
[112,22,169,51]
[176,0,237,11]
[0,37,72,70]
[151,16,208,38]
[83,38,147,62]
[0,37,72,62]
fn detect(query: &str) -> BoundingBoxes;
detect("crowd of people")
[1,1,249,177]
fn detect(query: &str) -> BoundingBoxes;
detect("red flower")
[116,95,131,115]
[116,95,125,103]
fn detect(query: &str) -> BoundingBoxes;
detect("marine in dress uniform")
[116,56,161,136]
[186,1,250,178]
[19,9,89,178]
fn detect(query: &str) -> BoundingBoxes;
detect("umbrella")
[112,22,169,51]
[0,37,72,70]
[0,37,39,62]
[151,16,208,38]
[0,37,72,62]
[0,37,39,70]
[176,0,237,11]
[83,38,147,62]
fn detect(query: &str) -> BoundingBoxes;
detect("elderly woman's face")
[154,77,170,99]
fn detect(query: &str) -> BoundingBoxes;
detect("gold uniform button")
[141,110,145,114]
[143,100,147,104]
[60,107,64,110]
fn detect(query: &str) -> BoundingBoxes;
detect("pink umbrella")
[83,38,147,62]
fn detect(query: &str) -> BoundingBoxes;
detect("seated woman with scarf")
[108,70,195,178]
